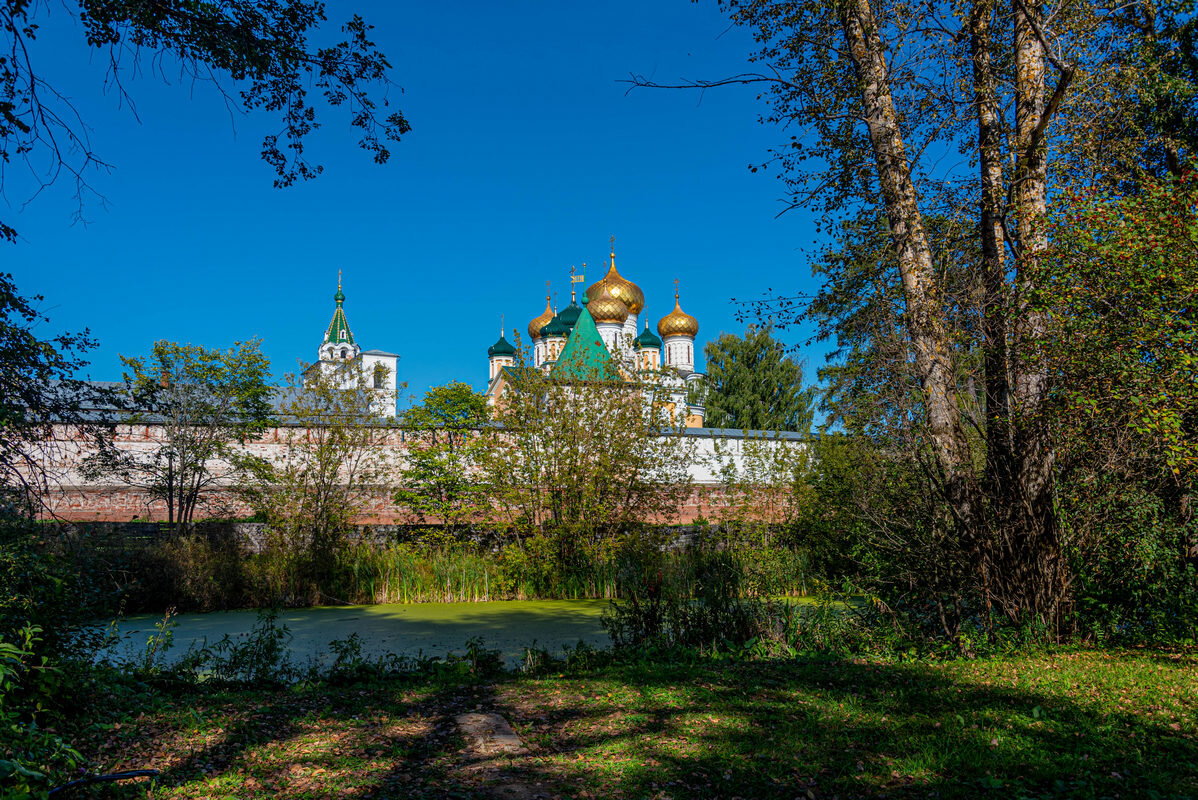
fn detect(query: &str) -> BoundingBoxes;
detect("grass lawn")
[77,648,1196,799]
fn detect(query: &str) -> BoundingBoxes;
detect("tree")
[238,364,395,599]
[1040,176,1198,479]
[631,0,1198,629]
[83,339,272,530]
[1032,175,1198,641]
[1,1,410,243]
[702,325,816,432]
[393,382,492,531]
[0,272,103,513]
[479,342,696,568]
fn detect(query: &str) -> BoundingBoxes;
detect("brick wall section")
[30,424,796,524]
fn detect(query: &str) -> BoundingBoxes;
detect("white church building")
[302,275,399,417]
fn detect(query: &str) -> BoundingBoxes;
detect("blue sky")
[9,1,827,408]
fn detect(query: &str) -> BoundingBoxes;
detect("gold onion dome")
[528,295,554,339]
[658,291,699,338]
[585,247,644,314]
[587,280,630,325]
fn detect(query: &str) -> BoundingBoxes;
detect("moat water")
[108,599,612,668]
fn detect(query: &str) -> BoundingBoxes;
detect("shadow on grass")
[78,676,491,799]
[492,653,1198,799]
[71,650,1197,800]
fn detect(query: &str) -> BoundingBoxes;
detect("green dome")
[540,313,569,339]
[633,324,662,349]
[488,335,516,357]
[559,299,582,331]
[334,289,345,303]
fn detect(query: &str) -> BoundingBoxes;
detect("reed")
[327,541,808,605]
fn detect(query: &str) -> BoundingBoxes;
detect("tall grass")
[97,530,814,611]
[328,540,810,606]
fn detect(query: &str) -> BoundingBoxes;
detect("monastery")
[31,241,807,523]
[301,272,401,418]
[483,242,707,428]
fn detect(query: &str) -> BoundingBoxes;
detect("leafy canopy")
[1,0,410,242]
[83,339,273,528]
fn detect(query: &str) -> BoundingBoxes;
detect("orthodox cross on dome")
[338,269,342,291]
[610,235,616,267]
[674,277,680,299]
[500,314,504,337]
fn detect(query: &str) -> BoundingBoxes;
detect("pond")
[108,600,613,668]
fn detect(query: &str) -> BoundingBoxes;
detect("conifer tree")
[702,326,815,434]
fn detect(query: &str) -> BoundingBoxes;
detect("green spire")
[324,272,355,346]
[550,293,618,381]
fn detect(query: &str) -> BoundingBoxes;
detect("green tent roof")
[323,289,355,346]
[550,296,618,382]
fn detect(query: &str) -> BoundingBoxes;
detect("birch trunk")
[838,0,975,520]
[1005,0,1065,627]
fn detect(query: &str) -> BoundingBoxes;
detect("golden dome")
[588,279,630,324]
[658,292,699,338]
[528,295,554,339]
[585,246,644,314]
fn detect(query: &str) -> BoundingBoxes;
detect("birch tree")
[634,0,1188,627]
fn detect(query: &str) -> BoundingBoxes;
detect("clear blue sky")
[9,1,827,408]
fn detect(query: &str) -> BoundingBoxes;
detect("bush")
[602,539,771,652]
[0,626,83,798]
[1067,482,1198,644]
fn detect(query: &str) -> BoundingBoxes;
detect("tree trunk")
[970,0,1012,620]
[838,0,975,522]
[1002,0,1066,629]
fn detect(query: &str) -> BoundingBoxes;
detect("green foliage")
[1032,176,1198,643]
[394,382,491,529]
[402,382,489,431]
[481,343,696,547]
[1064,479,1198,644]
[0,272,102,512]
[2,1,410,242]
[701,325,816,432]
[84,339,274,531]
[174,611,298,687]
[237,365,395,602]
[1040,176,1198,476]
[0,626,82,799]
[134,532,247,612]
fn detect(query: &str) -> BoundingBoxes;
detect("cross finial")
[338,269,342,291]
[610,235,616,268]
[544,279,551,300]
[569,264,585,299]
[500,314,504,337]
[674,277,680,300]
